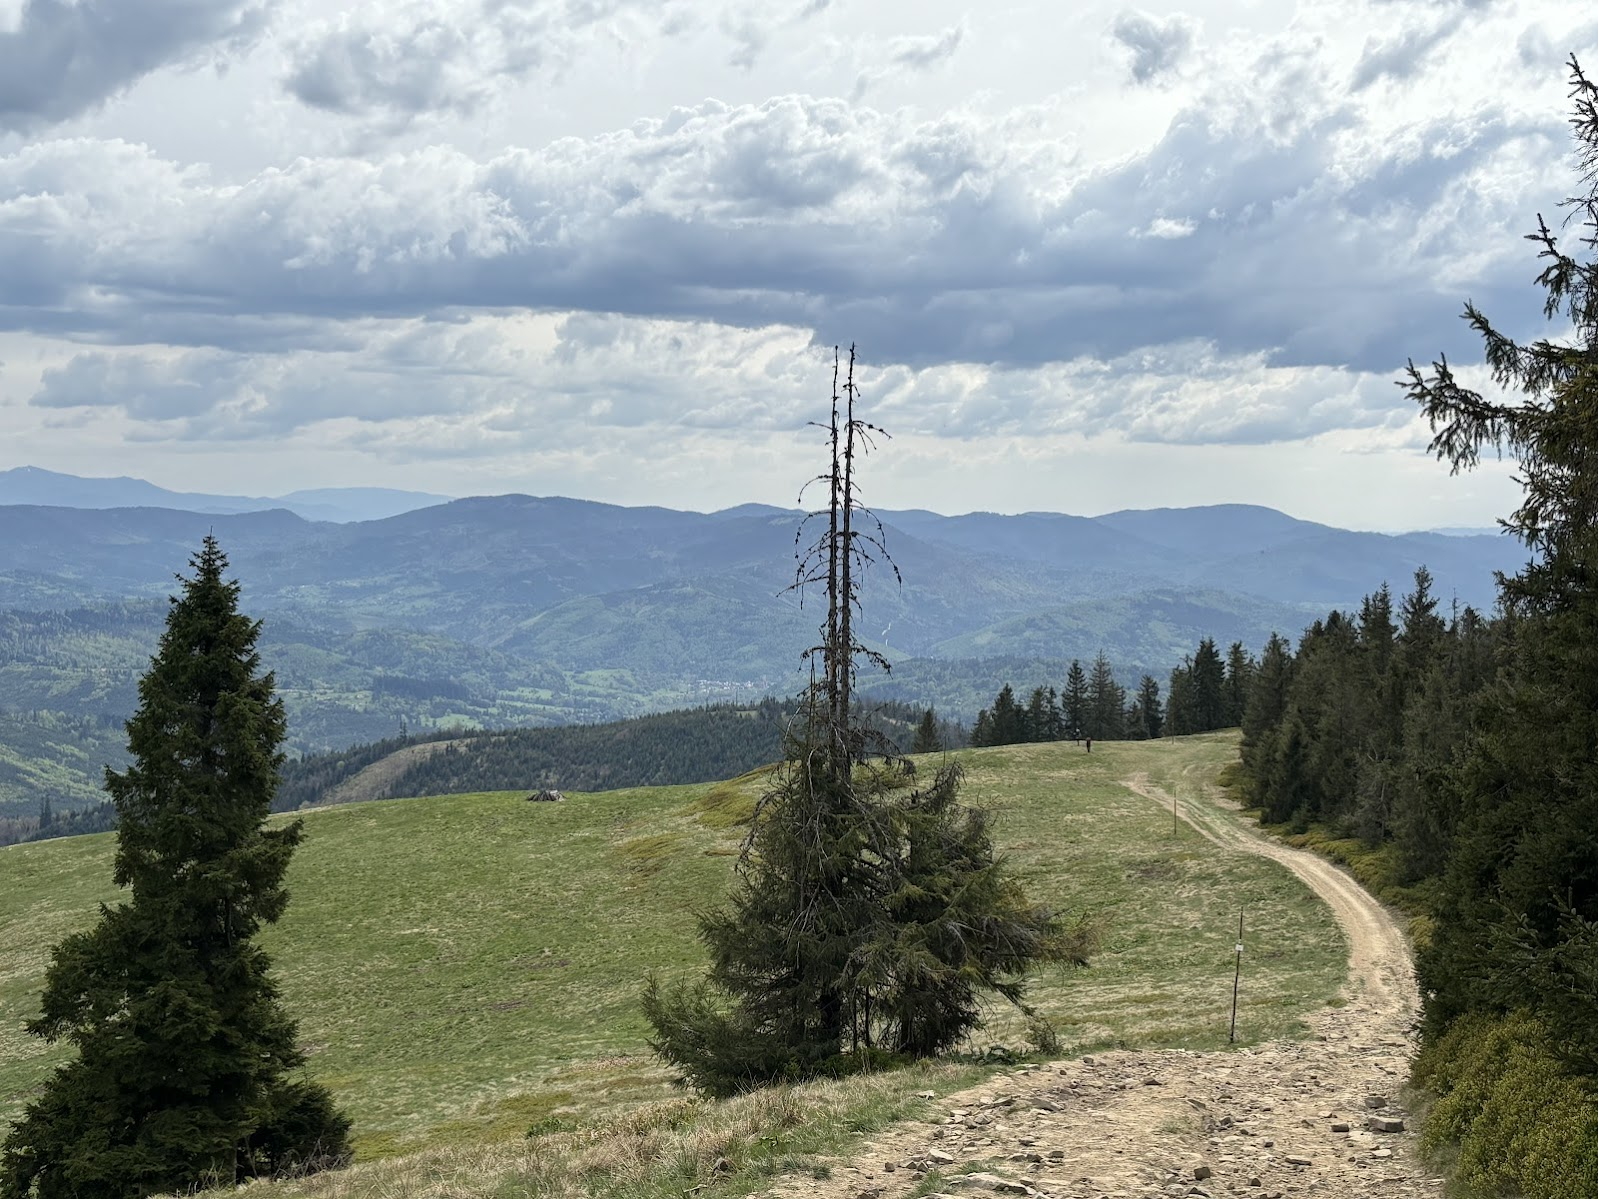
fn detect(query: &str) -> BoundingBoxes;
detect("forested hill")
[1,495,1521,822]
[272,698,968,812]
[279,702,791,808]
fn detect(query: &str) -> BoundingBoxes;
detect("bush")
[1416,1011,1598,1198]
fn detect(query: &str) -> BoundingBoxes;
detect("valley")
[0,487,1524,822]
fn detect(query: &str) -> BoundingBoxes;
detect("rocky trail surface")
[763,771,1442,1199]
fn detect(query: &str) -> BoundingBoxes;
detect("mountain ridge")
[0,487,1527,819]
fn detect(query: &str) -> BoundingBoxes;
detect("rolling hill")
[0,736,1343,1161]
[0,488,1527,817]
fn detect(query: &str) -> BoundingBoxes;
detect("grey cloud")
[852,24,966,99]
[0,0,271,134]
[0,68,1569,375]
[29,315,820,444]
[1109,9,1195,84]
[720,8,768,70]
[888,25,964,71]
[284,0,687,130]
[1352,23,1453,90]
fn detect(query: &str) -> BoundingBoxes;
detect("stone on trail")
[1331,1122,1350,1133]
[1284,1155,1313,1166]
[1368,1116,1406,1133]
[1193,1164,1213,1180]
[1363,1095,1387,1109]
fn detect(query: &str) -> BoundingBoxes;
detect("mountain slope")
[0,466,449,523]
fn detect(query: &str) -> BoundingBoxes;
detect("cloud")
[0,0,271,135]
[283,0,688,131]
[719,7,768,71]
[1109,9,1196,84]
[852,23,965,98]
[1352,22,1455,90]
[25,308,1428,458]
[27,314,823,443]
[0,48,1569,376]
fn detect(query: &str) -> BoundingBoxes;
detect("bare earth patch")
[321,739,466,807]
[760,771,1441,1199]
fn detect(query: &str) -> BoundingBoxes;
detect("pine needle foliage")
[1400,55,1598,1054]
[0,537,350,1199]
[644,349,1077,1095]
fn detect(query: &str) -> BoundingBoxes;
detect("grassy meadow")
[0,732,1345,1176]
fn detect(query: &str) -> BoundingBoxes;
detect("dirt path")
[762,770,1440,1199]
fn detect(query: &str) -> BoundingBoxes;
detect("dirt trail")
[762,770,1440,1199]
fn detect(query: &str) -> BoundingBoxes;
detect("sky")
[0,0,1594,529]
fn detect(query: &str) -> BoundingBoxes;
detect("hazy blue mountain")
[0,466,449,523]
[271,487,455,521]
[1427,525,1504,538]
[0,491,1530,817]
[930,588,1323,677]
[1093,504,1336,559]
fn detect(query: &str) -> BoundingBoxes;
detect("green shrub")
[1416,1011,1598,1198]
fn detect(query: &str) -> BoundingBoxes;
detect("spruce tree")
[1131,675,1163,740]
[1188,638,1228,731]
[1222,642,1255,727]
[1403,55,1598,1055]
[990,684,1023,745]
[1,537,350,1199]
[1086,652,1125,740]
[911,707,943,754]
[1062,660,1088,740]
[643,348,1074,1092]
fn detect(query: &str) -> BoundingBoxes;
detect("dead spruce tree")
[643,347,1083,1095]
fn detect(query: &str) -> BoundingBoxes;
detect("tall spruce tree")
[1062,660,1088,740]
[1403,56,1598,1056]
[1188,638,1228,732]
[1086,652,1125,741]
[644,348,1075,1093]
[1130,675,1163,740]
[1,538,350,1199]
[1222,642,1255,727]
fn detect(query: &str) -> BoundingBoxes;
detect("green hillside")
[0,734,1343,1163]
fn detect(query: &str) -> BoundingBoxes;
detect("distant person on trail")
[1085,738,1092,753]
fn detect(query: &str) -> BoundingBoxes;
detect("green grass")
[0,732,1345,1172]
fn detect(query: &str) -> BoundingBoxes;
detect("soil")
[760,771,1443,1199]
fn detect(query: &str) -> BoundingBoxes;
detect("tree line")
[968,639,1257,747]
[1237,58,1598,1195]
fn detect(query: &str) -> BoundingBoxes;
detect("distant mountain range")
[0,470,1530,818]
[0,466,450,523]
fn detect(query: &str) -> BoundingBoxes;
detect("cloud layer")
[0,66,1564,374]
[0,0,1594,528]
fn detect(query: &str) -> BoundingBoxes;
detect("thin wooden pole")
[1229,906,1244,1043]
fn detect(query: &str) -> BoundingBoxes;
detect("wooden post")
[1229,906,1244,1043]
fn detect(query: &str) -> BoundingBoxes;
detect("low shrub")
[1415,1011,1598,1198]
